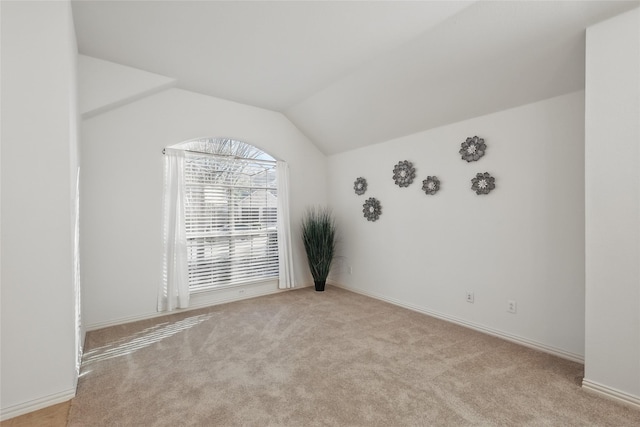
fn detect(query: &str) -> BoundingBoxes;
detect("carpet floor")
[69,286,640,426]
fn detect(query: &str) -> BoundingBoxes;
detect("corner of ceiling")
[78,55,176,119]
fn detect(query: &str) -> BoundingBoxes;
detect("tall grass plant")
[301,207,336,291]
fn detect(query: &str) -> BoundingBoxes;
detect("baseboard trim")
[0,388,75,422]
[582,379,640,409]
[330,282,584,364]
[85,283,311,331]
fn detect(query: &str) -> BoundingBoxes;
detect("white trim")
[86,282,312,331]
[329,281,584,363]
[0,388,75,422]
[582,379,640,409]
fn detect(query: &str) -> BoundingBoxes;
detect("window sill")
[188,278,281,310]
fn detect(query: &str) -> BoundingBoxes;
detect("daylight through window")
[176,138,278,292]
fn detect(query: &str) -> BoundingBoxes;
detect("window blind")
[183,152,278,291]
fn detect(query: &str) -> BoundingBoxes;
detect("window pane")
[178,139,278,292]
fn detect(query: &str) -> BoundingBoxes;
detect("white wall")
[1,0,80,419]
[81,88,327,328]
[584,7,640,404]
[328,91,585,360]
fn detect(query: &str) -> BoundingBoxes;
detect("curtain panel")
[276,161,296,289]
[159,149,190,311]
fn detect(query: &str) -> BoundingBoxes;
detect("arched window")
[160,137,292,311]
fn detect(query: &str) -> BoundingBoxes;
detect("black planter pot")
[314,280,326,292]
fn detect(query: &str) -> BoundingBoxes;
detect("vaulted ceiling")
[71,0,639,154]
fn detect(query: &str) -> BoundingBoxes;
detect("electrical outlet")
[466,291,474,303]
[507,300,517,313]
[349,266,353,275]
[238,289,246,295]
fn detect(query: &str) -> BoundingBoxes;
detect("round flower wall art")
[422,176,440,195]
[362,197,382,222]
[459,136,486,162]
[392,160,416,187]
[471,172,496,195]
[353,177,367,195]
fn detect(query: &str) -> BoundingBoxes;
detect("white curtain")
[276,160,296,289]
[159,149,190,311]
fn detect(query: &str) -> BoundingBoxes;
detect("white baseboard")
[329,282,585,364]
[0,388,76,422]
[86,282,311,331]
[582,379,640,409]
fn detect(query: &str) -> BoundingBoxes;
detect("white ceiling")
[71,0,639,155]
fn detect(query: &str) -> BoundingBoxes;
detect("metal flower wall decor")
[471,172,496,195]
[392,160,416,187]
[459,136,486,162]
[353,177,367,195]
[422,176,440,195]
[362,197,382,221]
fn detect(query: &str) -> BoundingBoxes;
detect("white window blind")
[183,151,278,292]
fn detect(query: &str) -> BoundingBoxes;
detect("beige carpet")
[69,286,640,426]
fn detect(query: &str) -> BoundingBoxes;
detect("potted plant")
[301,207,336,292]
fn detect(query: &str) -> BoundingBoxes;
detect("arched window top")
[170,137,275,162]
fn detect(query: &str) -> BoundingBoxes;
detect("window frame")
[172,138,279,293]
